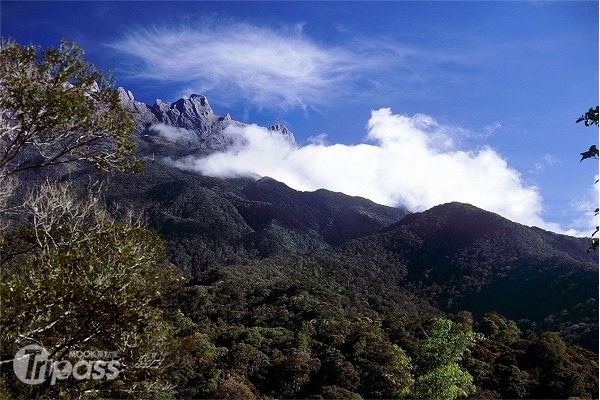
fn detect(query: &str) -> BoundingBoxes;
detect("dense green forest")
[0,40,597,399]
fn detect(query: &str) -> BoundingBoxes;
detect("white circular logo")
[13,344,50,385]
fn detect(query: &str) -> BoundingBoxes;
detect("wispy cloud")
[530,153,562,174]
[109,21,370,110]
[163,108,582,234]
[568,175,599,235]
[108,19,494,111]
[109,19,589,235]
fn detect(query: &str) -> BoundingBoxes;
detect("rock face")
[151,94,217,132]
[118,87,296,152]
[268,123,297,147]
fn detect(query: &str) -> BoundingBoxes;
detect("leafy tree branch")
[576,106,599,252]
[0,39,141,177]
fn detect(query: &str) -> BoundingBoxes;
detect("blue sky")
[1,1,598,235]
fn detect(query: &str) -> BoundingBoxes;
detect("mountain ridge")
[110,88,597,350]
[95,161,408,272]
[118,87,297,153]
[331,201,598,349]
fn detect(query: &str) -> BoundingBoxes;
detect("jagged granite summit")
[117,88,296,153]
[267,123,296,145]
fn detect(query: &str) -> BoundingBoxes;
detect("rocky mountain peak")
[268,123,297,146]
[152,94,215,130]
[117,87,156,122]
[168,94,211,114]
[118,87,298,152]
[117,87,134,104]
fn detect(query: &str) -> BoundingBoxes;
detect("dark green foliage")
[0,40,140,176]
[84,162,407,276]
[576,106,599,127]
[242,177,407,246]
[167,255,597,399]
[171,259,417,399]
[0,182,184,398]
[333,202,598,350]
[475,312,521,345]
[465,327,598,399]
[320,385,363,399]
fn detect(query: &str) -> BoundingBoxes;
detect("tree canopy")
[0,40,180,398]
[0,39,140,177]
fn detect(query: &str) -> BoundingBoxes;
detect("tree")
[350,326,414,399]
[0,180,183,398]
[0,39,140,178]
[576,106,599,127]
[410,317,476,400]
[576,106,599,252]
[270,349,321,397]
[0,40,181,398]
[212,377,256,400]
[0,39,142,233]
[475,312,521,345]
[527,332,590,398]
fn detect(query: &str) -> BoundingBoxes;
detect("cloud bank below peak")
[163,108,584,236]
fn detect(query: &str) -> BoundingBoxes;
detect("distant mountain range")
[49,89,597,353]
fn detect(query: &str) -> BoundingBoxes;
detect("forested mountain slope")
[328,202,598,350]
[80,161,407,275]
[79,90,600,353]
[21,84,600,356]
[93,155,598,351]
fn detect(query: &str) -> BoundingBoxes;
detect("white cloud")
[163,108,578,234]
[482,122,503,139]
[110,21,366,110]
[150,123,197,144]
[306,133,329,146]
[109,20,495,111]
[530,153,561,174]
[567,175,600,237]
